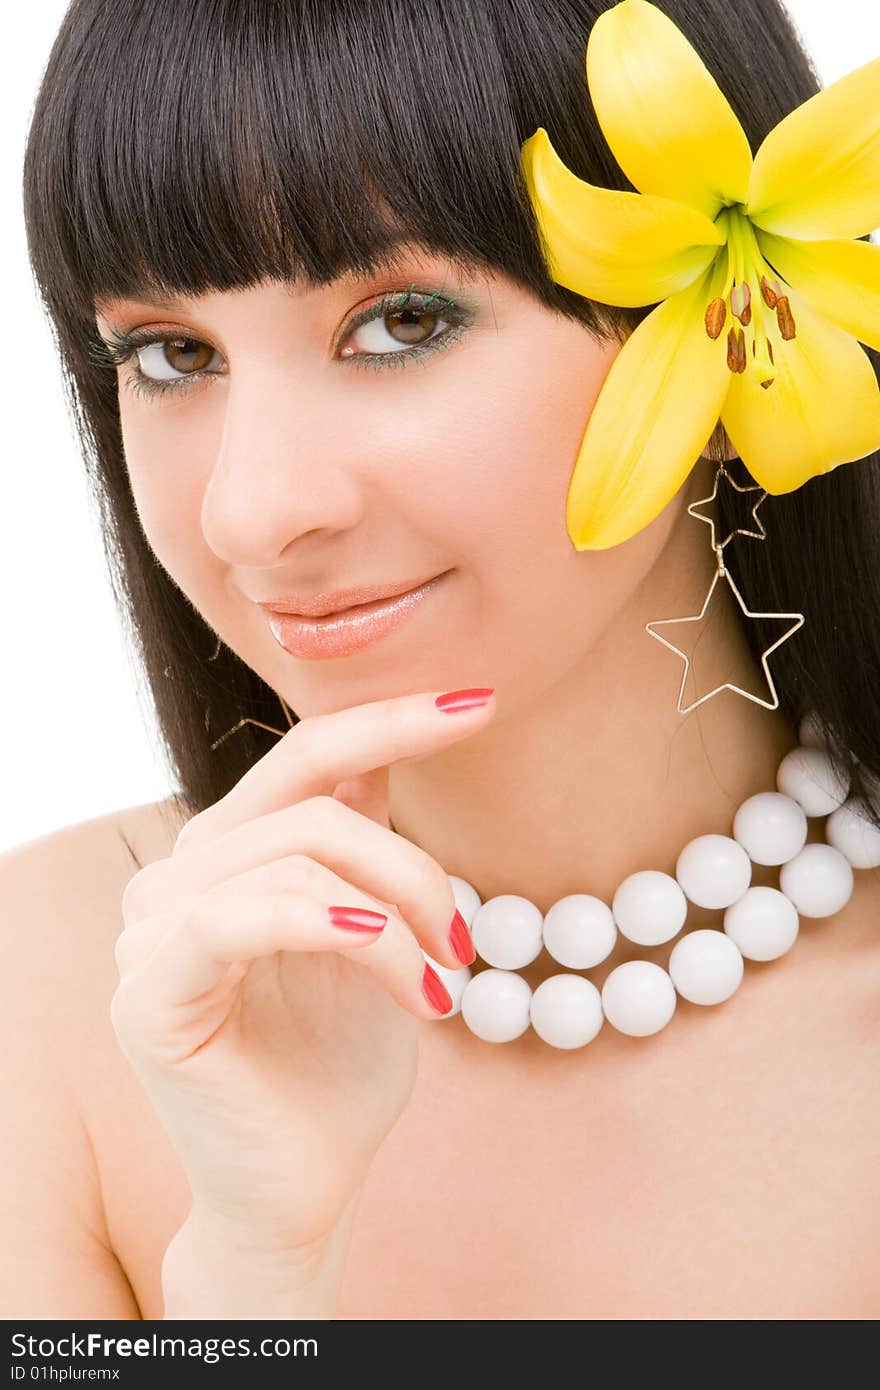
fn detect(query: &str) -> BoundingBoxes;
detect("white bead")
[460,968,532,1043]
[798,710,827,750]
[668,929,744,1004]
[675,834,751,909]
[724,887,800,961]
[732,791,807,866]
[779,843,854,918]
[612,870,688,945]
[826,797,880,869]
[470,895,543,969]
[776,746,849,816]
[601,960,677,1037]
[530,975,604,1049]
[542,894,617,968]
[423,953,472,1017]
[447,874,482,927]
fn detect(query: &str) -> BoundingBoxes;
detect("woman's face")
[95,247,688,717]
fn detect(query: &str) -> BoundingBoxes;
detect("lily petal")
[720,287,880,493]
[566,261,731,550]
[746,56,880,240]
[755,229,880,353]
[585,0,752,220]
[521,127,724,306]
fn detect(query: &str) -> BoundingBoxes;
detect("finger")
[131,797,474,972]
[172,688,495,854]
[120,880,452,1025]
[331,765,390,826]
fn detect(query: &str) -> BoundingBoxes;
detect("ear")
[700,418,738,464]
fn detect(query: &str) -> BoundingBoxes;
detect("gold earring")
[204,633,296,750]
[644,460,805,714]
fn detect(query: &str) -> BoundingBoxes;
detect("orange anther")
[726,323,747,373]
[760,275,779,308]
[704,296,727,339]
[775,296,796,340]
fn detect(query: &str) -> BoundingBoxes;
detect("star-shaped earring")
[688,461,768,551]
[204,632,295,749]
[645,547,804,714]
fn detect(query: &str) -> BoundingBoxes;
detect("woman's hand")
[110,688,495,1259]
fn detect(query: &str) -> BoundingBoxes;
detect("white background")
[2,1,879,854]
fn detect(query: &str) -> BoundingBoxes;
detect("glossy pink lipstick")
[261,571,450,659]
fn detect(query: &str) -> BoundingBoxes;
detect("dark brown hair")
[21,0,880,839]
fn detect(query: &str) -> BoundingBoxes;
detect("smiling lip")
[261,571,451,659]
[256,573,443,618]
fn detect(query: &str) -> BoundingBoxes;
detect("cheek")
[119,404,217,585]
[418,324,666,693]
[427,324,620,575]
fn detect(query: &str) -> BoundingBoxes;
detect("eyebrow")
[92,234,454,316]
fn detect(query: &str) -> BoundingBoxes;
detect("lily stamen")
[705,296,727,339]
[776,296,796,340]
[731,280,751,326]
[727,322,747,373]
[519,0,880,550]
[760,274,781,308]
[701,211,794,387]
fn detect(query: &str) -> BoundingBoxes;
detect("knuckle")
[307,794,343,830]
[410,846,451,903]
[281,718,319,777]
[112,927,134,974]
[278,853,318,894]
[108,980,141,1045]
[171,816,199,855]
[185,894,219,942]
[120,862,160,923]
[119,876,140,924]
[113,917,163,976]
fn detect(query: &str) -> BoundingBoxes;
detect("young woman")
[6,0,879,1319]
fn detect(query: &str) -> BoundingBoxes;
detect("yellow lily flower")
[520,0,880,550]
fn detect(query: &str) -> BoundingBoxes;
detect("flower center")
[703,207,796,389]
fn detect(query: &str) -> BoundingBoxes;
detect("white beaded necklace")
[419,712,880,1048]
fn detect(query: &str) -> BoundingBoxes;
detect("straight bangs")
[27,0,880,829]
[26,0,631,337]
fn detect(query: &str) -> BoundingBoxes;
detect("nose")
[200,368,365,565]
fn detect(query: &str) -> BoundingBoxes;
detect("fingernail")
[449,908,476,965]
[422,961,454,1015]
[435,687,495,713]
[327,905,388,932]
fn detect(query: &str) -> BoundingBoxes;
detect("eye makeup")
[89,285,477,403]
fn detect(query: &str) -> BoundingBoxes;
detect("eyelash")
[89,287,473,404]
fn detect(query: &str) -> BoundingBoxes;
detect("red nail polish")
[327,905,388,932]
[435,687,495,713]
[422,961,454,1014]
[449,908,476,964]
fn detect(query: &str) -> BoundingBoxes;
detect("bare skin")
[47,793,880,1319]
[15,253,874,1318]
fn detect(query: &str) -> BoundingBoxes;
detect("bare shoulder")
[0,796,186,1317]
[0,793,187,1077]
[0,793,187,1094]
[0,795,186,934]
[0,793,188,1131]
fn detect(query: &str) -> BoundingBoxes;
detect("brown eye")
[384,308,441,345]
[143,336,217,376]
[342,305,450,358]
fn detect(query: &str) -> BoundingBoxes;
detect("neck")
[388,503,805,990]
